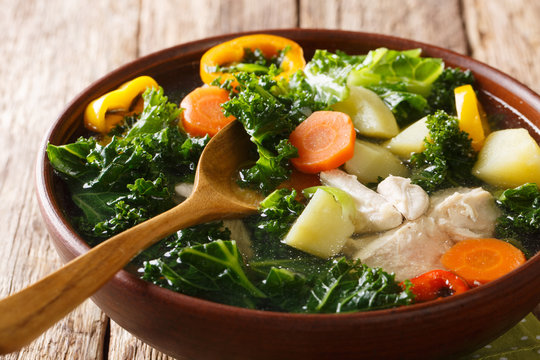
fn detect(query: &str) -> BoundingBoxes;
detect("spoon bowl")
[0,121,258,355]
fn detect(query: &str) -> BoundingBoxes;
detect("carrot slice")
[441,238,526,285]
[180,86,235,137]
[289,111,356,174]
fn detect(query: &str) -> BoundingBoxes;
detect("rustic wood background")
[1,0,539,358]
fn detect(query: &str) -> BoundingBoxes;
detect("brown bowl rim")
[36,28,540,323]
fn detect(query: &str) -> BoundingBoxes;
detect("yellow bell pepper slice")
[84,75,159,133]
[199,34,305,87]
[454,84,489,151]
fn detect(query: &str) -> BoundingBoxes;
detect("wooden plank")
[138,0,298,56]
[299,0,468,54]
[0,0,139,358]
[463,0,540,93]
[108,322,181,360]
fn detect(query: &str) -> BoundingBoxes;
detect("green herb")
[495,183,540,255]
[303,49,365,105]
[347,48,444,97]
[369,84,429,127]
[409,110,479,193]
[222,73,325,193]
[46,88,208,242]
[427,67,475,115]
[305,258,414,313]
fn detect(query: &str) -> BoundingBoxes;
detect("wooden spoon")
[0,120,260,354]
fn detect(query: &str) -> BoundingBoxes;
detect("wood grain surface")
[0,0,538,359]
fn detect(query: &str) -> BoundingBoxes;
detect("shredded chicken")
[428,187,500,241]
[320,169,403,233]
[345,187,499,281]
[377,175,429,220]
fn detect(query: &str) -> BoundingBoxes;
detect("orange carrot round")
[289,111,356,174]
[441,238,526,285]
[180,86,235,137]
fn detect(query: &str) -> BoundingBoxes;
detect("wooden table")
[1,0,539,358]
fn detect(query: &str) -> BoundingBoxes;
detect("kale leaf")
[142,239,265,308]
[369,84,429,127]
[409,110,479,193]
[427,67,475,115]
[46,88,208,242]
[348,48,444,97]
[222,73,325,193]
[303,49,365,105]
[305,258,414,313]
[495,183,540,255]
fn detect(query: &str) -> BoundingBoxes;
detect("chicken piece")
[428,187,500,241]
[376,175,429,220]
[343,217,452,281]
[320,169,403,233]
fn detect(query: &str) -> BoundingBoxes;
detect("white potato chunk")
[344,139,409,183]
[283,188,354,258]
[320,169,403,233]
[384,117,429,158]
[473,128,540,188]
[332,85,399,139]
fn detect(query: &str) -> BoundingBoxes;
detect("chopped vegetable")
[369,84,429,127]
[441,238,526,285]
[289,110,355,174]
[84,76,159,133]
[199,34,305,87]
[302,49,365,105]
[473,128,540,188]
[384,116,429,158]
[332,85,399,138]
[344,138,409,183]
[180,85,235,137]
[405,269,469,302]
[410,110,479,193]
[454,84,488,151]
[47,88,207,243]
[222,72,325,193]
[306,258,414,313]
[283,188,355,258]
[347,48,444,97]
[427,67,475,115]
[495,183,540,255]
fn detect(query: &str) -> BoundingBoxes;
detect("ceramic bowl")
[36,29,540,360]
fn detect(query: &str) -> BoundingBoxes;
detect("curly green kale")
[222,73,326,194]
[305,258,414,313]
[427,67,475,114]
[495,183,540,256]
[46,88,208,243]
[409,110,479,193]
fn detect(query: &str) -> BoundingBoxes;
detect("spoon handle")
[0,193,220,354]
